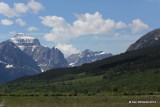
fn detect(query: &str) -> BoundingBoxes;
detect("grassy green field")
[4,69,160,96]
[0,95,159,107]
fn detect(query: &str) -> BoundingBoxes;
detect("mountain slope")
[127,28,160,51]
[67,49,112,66]
[0,40,41,82]
[10,33,68,72]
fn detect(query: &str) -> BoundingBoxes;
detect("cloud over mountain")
[27,26,39,31]
[40,12,149,44]
[130,19,149,33]
[56,44,80,57]
[40,12,127,43]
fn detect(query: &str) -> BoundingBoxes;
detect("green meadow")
[0,95,159,107]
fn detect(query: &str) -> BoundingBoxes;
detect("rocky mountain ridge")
[67,49,112,66]
[10,33,68,72]
[127,28,160,51]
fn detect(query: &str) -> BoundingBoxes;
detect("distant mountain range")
[0,33,112,82]
[10,33,68,72]
[67,49,112,66]
[10,33,113,69]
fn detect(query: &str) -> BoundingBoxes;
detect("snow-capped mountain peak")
[67,49,112,67]
[12,33,35,42]
[10,33,41,50]
[14,33,28,37]
[10,33,68,72]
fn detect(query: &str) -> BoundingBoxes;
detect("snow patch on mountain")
[67,49,112,66]
[6,64,14,68]
[11,33,35,44]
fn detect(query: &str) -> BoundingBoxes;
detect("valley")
[0,0,160,106]
[2,38,160,96]
[0,29,160,107]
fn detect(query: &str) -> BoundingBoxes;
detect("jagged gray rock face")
[67,49,112,66]
[23,46,68,72]
[127,28,160,51]
[10,33,68,72]
[0,40,41,82]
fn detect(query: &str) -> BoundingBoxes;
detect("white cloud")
[40,12,127,43]
[0,0,43,18]
[0,2,17,17]
[0,19,13,25]
[115,21,127,29]
[130,19,149,33]
[73,12,126,35]
[40,12,149,57]
[56,44,80,57]
[16,18,26,26]
[27,26,39,31]
[28,0,44,14]
[41,16,75,43]
[14,3,28,14]
[40,16,67,27]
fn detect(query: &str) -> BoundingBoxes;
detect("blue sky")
[0,0,160,57]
